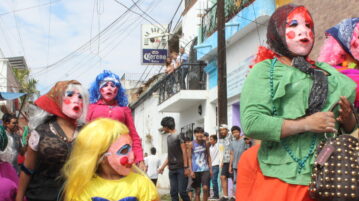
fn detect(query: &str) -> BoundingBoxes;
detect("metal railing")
[201,0,255,42]
[158,62,206,104]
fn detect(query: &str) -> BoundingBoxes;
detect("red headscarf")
[35,80,81,121]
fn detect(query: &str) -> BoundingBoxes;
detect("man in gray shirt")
[229,126,253,197]
[158,117,190,201]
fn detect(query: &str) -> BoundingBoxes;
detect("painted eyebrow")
[287,19,298,26]
[66,91,75,96]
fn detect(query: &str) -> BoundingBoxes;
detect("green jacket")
[240,59,356,185]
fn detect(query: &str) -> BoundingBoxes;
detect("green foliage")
[12,68,38,101]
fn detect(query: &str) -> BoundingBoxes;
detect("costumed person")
[62,118,159,201]
[0,125,19,200]
[16,80,88,201]
[318,18,359,109]
[87,70,145,169]
[236,4,356,201]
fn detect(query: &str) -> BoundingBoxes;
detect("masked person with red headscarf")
[16,80,88,201]
[237,4,356,201]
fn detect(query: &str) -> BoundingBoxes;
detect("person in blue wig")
[87,70,145,169]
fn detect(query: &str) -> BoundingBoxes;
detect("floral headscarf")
[35,80,81,120]
[326,18,359,60]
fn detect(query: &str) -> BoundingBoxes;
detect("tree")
[12,68,38,103]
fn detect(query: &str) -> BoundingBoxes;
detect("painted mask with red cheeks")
[100,81,118,102]
[61,89,83,119]
[285,8,314,56]
[350,23,359,61]
[106,134,134,176]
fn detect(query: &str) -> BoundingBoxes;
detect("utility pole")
[217,0,227,125]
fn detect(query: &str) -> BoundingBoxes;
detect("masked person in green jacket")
[235,4,356,201]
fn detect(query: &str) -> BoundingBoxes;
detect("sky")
[0,0,182,94]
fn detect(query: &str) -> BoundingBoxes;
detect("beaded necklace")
[269,58,317,173]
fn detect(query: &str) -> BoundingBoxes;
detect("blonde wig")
[62,118,130,200]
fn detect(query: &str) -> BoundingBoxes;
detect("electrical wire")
[46,0,52,67]
[0,18,14,55]
[0,0,61,16]
[38,0,159,87]
[11,1,26,57]
[167,0,183,32]
[113,0,164,31]
[89,0,96,53]
[71,0,159,80]
[31,0,142,75]
[130,0,165,30]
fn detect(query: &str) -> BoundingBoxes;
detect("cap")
[219,124,228,130]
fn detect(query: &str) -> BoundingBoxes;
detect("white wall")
[0,59,20,113]
[226,23,268,73]
[180,0,204,52]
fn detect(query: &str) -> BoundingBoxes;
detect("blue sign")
[142,49,167,64]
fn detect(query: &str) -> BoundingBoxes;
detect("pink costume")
[0,162,18,201]
[86,100,143,163]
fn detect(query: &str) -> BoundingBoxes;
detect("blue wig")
[89,70,128,106]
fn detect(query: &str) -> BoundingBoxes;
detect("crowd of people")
[158,117,253,201]
[0,3,358,201]
[165,47,189,91]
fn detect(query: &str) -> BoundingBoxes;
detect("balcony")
[157,62,207,112]
[201,0,255,42]
[196,0,276,60]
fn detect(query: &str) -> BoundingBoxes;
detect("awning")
[0,92,26,100]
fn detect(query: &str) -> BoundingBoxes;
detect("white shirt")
[145,155,161,179]
[210,143,220,166]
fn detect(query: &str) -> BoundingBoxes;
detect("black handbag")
[309,103,359,201]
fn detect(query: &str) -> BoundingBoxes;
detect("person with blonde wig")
[62,118,159,201]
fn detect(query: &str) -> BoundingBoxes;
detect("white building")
[0,57,25,116]
[131,0,288,189]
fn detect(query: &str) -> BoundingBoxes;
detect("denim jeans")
[180,67,188,89]
[169,168,190,201]
[211,165,220,197]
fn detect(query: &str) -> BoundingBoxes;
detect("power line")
[167,0,183,32]
[0,18,14,55]
[113,0,165,31]
[130,0,165,29]
[71,1,159,80]
[31,0,142,75]
[11,1,26,57]
[46,0,52,67]
[0,0,61,16]
[89,0,96,53]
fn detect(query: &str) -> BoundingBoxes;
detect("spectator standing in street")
[158,117,190,201]
[0,113,22,172]
[218,124,232,201]
[189,127,211,201]
[229,126,253,199]
[184,136,194,200]
[145,147,161,185]
[209,134,220,199]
